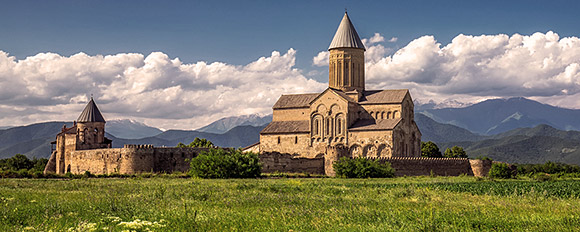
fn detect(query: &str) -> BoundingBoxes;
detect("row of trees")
[420,141,468,158]
[0,154,47,172]
[177,138,215,148]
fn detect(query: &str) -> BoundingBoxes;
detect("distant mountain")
[106,119,163,139]
[415,113,486,143]
[0,122,71,159]
[440,124,580,165]
[419,97,580,135]
[196,114,272,134]
[0,120,266,159]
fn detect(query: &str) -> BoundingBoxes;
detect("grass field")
[1,176,580,231]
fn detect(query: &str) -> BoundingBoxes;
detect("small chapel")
[258,12,422,161]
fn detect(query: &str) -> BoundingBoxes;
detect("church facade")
[258,13,422,165]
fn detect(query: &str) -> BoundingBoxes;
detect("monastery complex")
[45,13,492,177]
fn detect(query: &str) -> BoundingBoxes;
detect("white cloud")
[312,51,329,67]
[365,31,580,109]
[0,49,326,129]
[388,37,398,42]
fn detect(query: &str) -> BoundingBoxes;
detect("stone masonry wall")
[370,157,475,177]
[67,145,208,174]
[260,152,325,175]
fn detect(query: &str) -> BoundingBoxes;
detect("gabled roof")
[308,88,355,105]
[272,93,319,109]
[329,12,365,51]
[349,118,401,131]
[359,89,409,104]
[260,121,310,134]
[77,98,106,123]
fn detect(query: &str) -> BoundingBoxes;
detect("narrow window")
[277,136,281,144]
[314,119,319,135]
[294,136,298,144]
[337,118,342,135]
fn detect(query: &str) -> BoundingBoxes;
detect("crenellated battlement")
[123,144,155,149]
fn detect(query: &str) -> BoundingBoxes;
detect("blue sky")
[1,0,580,129]
[3,0,579,79]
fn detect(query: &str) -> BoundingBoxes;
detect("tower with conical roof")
[328,12,366,93]
[75,97,107,149]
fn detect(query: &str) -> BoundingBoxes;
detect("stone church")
[258,12,422,162]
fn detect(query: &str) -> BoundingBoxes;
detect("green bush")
[189,148,261,178]
[333,157,395,178]
[517,162,580,176]
[489,163,513,179]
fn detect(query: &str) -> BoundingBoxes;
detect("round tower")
[76,97,106,149]
[328,12,366,92]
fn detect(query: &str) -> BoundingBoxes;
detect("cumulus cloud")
[0,49,326,129]
[388,37,398,42]
[312,51,329,67]
[365,31,580,108]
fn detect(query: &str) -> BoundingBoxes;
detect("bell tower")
[75,97,108,150]
[328,12,366,93]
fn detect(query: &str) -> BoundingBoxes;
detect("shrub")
[333,157,395,178]
[489,163,513,179]
[189,148,261,178]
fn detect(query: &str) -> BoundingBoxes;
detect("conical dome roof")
[77,98,106,123]
[328,12,365,51]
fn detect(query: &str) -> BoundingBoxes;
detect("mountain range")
[418,97,580,135]
[1,97,579,165]
[195,114,272,134]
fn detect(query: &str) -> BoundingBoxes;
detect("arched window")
[313,119,319,136]
[326,117,332,136]
[337,118,342,135]
[387,112,391,119]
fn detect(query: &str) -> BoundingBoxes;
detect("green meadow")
[1,176,580,231]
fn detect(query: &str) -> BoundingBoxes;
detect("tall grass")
[1,177,579,231]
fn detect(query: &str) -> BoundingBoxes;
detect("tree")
[177,138,215,148]
[444,146,468,158]
[2,154,33,171]
[421,141,442,158]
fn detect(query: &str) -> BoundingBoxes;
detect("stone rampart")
[369,157,474,177]
[66,145,209,174]
[260,152,325,174]
[469,159,493,177]
[153,147,208,173]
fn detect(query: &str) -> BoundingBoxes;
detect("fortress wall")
[69,148,125,174]
[370,157,475,177]
[118,145,155,174]
[469,159,493,177]
[260,152,325,175]
[153,147,208,173]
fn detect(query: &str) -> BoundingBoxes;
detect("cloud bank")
[2,31,580,129]
[0,49,326,129]
[364,31,580,107]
